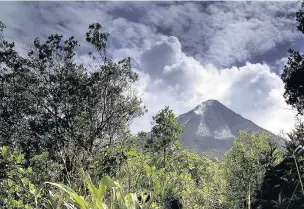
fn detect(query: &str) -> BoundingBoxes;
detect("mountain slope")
[177,100,274,157]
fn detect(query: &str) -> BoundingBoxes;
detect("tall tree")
[257,4,304,208]
[0,22,145,160]
[255,122,304,209]
[147,106,183,168]
[224,131,280,209]
[281,2,304,115]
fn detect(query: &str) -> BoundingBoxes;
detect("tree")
[281,2,304,115]
[255,122,304,209]
[258,3,304,207]
[281,49,304,115]
[255,153,304,209]
[147,107,183,168]
[224,131,281,209]
[0,22,144,161]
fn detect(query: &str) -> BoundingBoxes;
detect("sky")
[0,1,303,135]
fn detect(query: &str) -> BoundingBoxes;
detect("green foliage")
[46,170,159,209]
[29,152,64,186]
[170,150,227,209]
[147,107,183,168]
[0,21,144,160]
[223,131,281,208]
[116,148,226,209]
[254,121,304,209]
[261,3,304,208]
[149,106,183,152]
[0,21,146,202]
[0,146,41,209]
[87,145,129,182]
[286,120,304,153]
[281,48,304,115]
[281,2,304,115]
[256,154,304,209]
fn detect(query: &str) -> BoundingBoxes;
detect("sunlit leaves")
[223,131,280,208]
[0,146,40,209]
[47,172,158,209]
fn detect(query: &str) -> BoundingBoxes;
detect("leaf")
[94,198,108,209]
[124,193,140,209]
[127,151,138,157]
[100,176,117,188]
[21,177,29,185]
[45,182,88,209]
[17,154,24,163]
[84,173,99,200]
[96,183,107,200]
[1,146,8,155]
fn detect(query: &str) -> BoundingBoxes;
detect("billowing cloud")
[131,36,297,135]
[142,1,302,68]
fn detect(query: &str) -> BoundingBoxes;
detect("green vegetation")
[1,3,304,209]
[46,170,158,209]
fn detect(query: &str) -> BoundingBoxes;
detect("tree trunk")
[248,182,251,209]
[164,147,166,171]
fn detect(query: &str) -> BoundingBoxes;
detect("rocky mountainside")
[177,100,276,157]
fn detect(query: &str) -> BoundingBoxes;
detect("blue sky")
[0,1,303,134]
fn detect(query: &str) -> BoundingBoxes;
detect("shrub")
[0,146,41,209]
[46,170,159,209]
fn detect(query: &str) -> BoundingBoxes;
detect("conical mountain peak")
[203,99,221,105]
[193,100,231,116]
[196,99,222,107]
[177,99,272,157]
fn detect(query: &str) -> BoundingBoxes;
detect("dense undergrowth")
[1,130,304,209]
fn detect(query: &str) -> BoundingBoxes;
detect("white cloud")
[1,2,301,69]
[131,36,297,135]
[269,56,289,74]
[142,1,302,67]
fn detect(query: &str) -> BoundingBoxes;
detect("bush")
[46,170,159,209]
[0,146,41,209]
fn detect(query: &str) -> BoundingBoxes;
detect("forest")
[1,3,304,209]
